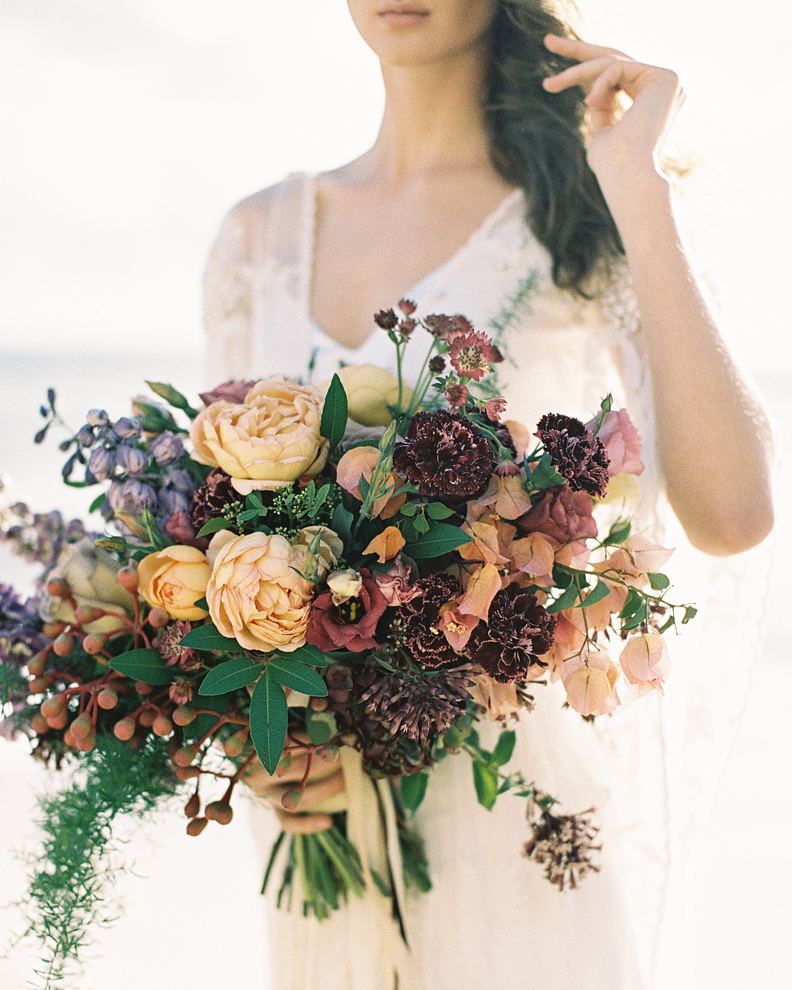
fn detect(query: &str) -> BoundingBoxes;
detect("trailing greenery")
[19,733,177,990]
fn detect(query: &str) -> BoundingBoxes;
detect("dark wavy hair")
[483,1,624,298]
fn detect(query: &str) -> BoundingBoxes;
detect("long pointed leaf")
[198,657,262,696]
[267,658,328,697]
[249,673,288,774]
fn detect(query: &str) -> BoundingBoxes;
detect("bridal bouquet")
[1,301,695,986]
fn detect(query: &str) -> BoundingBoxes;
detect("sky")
[0,0,790,375]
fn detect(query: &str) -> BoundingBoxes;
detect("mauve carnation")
[586,409,644,477]
[373,556,423,606]
[199,379,256,406]
[164,510,199,547]
[518,486,597,544]
[307,568,387,652]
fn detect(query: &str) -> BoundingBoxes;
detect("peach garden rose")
[137,545,211,621]
[190,376,328,495]
[205,530,314,653]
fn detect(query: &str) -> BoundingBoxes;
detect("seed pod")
[117,567,140,594]
[70,714,93,740]
[172,705,197,726]
[152,715,173,738]
[47,712,69,730]
[172,745,198,768]
[28,676,51,694]
[138,708,156,728]
[174,765,201,781]
[184,793,200,819]
[42,621,66,639]
[223,730,248,758]
[147,607,170,629]
[75,732,96,753]
[30,714,49,734]
[82,634,107,655]
[40,695,66,718]
[113,716,137,741]
[135,681,153,696]
[52,633,74,657]
[62,728,76,748]
[186,817,208,837]
[205,801,233,825]
[27,651,49,677]
[96,687,118,710]
[45,578,70,598]
[74,605,103,626]
[280,789,302,813]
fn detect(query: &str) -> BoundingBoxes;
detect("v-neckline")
[301,169,524,353]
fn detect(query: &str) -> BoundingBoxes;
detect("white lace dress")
[201,169,707,990]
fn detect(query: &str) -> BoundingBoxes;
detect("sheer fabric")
[201,169,757,990]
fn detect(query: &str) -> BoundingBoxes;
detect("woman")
[202,2,775,988]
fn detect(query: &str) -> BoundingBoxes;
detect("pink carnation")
[517,486,597,544]
[587,409,644,476]
[373,556,423,606]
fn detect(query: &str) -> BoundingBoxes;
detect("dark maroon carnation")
[400,572,461,670]
[393,410,496,500]
[199,380,256,406]
[306,569,387,653]
[517,485,597,544]
[535,413,610,497]
[468,585,557,683]
[189,470,244,536]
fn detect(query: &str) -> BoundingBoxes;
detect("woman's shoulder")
[216,170,308,244]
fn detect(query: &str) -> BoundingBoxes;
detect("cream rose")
[206,531,314,652]
[323,364,409,427]
[138,545,211,621]
[189,377,328,495]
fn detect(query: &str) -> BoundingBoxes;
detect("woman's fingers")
[242,745,340,790]
[270,767,345,813]
[543,54,624,92]
[544,32,628,62]
[275,808,333,835]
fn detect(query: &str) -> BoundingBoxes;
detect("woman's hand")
[541,33,685,181]
[241,737,346,835]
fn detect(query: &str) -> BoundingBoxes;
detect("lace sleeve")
[201,206,253,386]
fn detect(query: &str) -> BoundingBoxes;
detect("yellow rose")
[138,545,211,621]
[206,531,314,652]
[190,376,329,495]
[42,538,135,634]
[323,364,409,427]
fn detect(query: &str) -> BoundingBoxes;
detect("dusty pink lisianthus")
[518,486,597,544]
[373,555,423,606]
[306,568,387,652]
[199,379,256,407]
[587,408,644,476]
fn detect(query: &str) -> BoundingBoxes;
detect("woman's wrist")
[595,163,674,244]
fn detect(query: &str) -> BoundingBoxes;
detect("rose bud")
[113,716,137,741]
[152,715,173,737]
[184,793,201,819]
[186,816,208,837]
[52,633,74,657]
[172,705,197,727]
[96,687,118,710]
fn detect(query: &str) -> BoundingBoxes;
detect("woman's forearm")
[600,166,775,555]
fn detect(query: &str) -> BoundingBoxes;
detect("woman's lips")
[378,11,430,26]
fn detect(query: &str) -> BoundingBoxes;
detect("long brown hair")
[483,1,624,297]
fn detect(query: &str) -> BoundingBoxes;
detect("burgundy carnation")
[307,569,387,653]
[189,470,244,536]
[199,379,256,406]
[536,413,610,497]
[393,410,496,501]
[468,585,557,683]
[517,485,597,544]
[400,572,462,670]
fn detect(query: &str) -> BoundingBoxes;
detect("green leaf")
[305,709,337,745]
[682,605,698,624]
[576,579,610,609]
[145,380,199,418]
[109,648,172,685]
[180,623,240,652]
[400,772,429,814]
[619,587,644,620]
[648,572,670,591]
[399,502,418,517]
[492,730,516,767]
[249,672,289,774]
[198,657,262,696]
[196,517,232,538]
[267,658,328,697]
[287,644,329,667]
[88,491,107,514]
[547,581,581,614]
[404,523,472,559]
[529,455,565,491]
[604,519,632,546]
[425,502,455,521]
[622,601,648,631]
[237,507,261,522]
[413,514,430,535]
[472,760,499,811]
[320,373,348,447]
[331,502,354,549]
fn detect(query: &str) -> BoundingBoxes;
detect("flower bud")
[174,765,201,781]
[186,816,208,837]
[135,681,153,695]
[40,695,66,718]
[75,732,96,752]
[113,416,142,440]
[53,633,74,657]
[318,745,339,762]
[113,716,137,741]
[31,714,49,734]
[205,800,233,825]
[308,696,329,712]
[172,745,198,767]
[147,606,170,628]
[96,687,118,710]
[74,605,104,625]
[46,578,70,598]
[29,676,51,693]
[117,444,148,476]
[184,793,200,819]
[138,708,156,728]
[86,409,109,427]
[46,711,69,730]
[280,789,302,813]
[88,446,115,482]
[223,730,248,758]
[172,705,197,727]
[149,432,185,466]
[152,715,173,737]
[27,650,50,677]
[42,621,66,639]
[116,566,139,594]
[62,728,76,748]
[76,425,95,447]
[82,633,107,655]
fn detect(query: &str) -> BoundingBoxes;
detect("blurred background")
[0,2,789,987]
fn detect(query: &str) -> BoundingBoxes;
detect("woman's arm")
[543,34,775,556]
